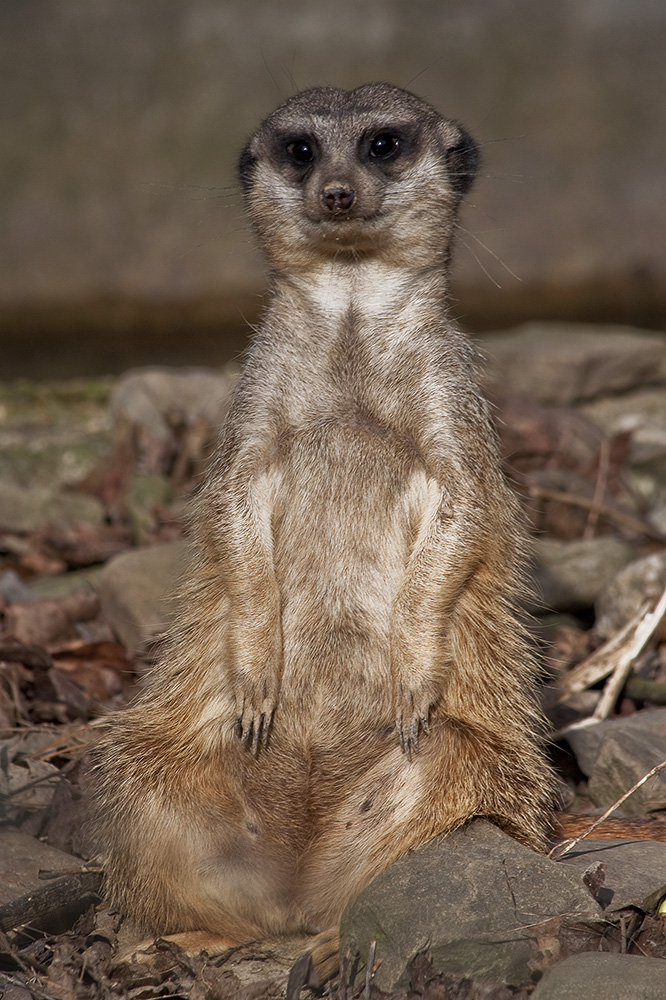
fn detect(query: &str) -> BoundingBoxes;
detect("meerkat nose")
[321,183,355,214]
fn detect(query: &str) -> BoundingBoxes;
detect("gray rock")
[479,324,666,406]
[531,536,636,612]
[595,551,666,638]
[0,481,105,533]
[560,838,666,911]
[588,731,666,815]
[564,710,666,815]
[29,566,103,600]
[0,569,36,603]
[0,732,62,823]
[582,387,666,476]
[340,819,600,992]
[0,829,102,933]
[564,709,666,775]
[98,540,189,653]
[0,829,85,909]
[531,952,666,1000]
[110,367,236,442]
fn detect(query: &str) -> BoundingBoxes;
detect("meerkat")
[91,83,554,977]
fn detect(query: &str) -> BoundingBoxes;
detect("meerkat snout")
[320,183,355,214]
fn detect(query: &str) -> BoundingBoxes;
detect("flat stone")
[564,708,666,775]
[0,481,104,533]
[531,952,666,999]
[479,324,666,406]
[29,566,103,599]
[0,731,61,823]
[595,551,666,639]
[110,366,236,442]
[340,819,600,992]
[588,731,666,815]
[0,569,36,603]
[560,838,666,911]
[532,537,636,612]
[0,829,86,906]
[98,539,189,653]
[582,387,666,474]
[0,829,102,933]
[563,710,666,815]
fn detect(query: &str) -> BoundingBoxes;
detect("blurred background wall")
[2,0,665,377]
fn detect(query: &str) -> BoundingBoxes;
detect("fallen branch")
[554,583,666,722]
[593,582,666,720]
[554,604,649,703]
[526,483,666,542]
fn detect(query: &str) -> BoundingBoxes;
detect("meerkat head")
[239,83,478,273]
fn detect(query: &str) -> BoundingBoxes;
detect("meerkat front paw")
[233,670,279,752]
[394,679,437,757]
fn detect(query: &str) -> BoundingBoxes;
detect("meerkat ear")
[238,142,258,194]
[444,124,479,196]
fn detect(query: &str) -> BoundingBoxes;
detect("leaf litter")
[1,386,666,997]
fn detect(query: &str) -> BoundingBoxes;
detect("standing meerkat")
[91,83,554,972]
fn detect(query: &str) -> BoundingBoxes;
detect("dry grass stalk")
[549,759,666,861]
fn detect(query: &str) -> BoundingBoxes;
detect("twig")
[365,940,376,999]
[554,603,649,703]
[593,582,666,721]
[526,483,666,542]
[554,583,666,723]
[0,972,61,1000]
[549,759,666,860]
[583,438,610,540]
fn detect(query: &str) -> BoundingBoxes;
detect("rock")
[0,732,61,823]
[0,829,102,933]
[560,838,666,911]
[582,387,666,478]
[0,482,104,533]
[595,551,666,638]
[126,472,175,544]
[563,708,666,775]
[109,367,236,443]
[4,591,99,646]
[588,731,666,815]
[530,952,666,999]
[479,324,666,406]
[564,710,666,815]
[98,540,189,653]
[0,569,36,603]
[29,566,103,600]
[340,819,600,992]
[531,536,636,612]
[0,378,114,490]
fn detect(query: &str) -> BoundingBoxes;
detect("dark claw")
[398,714,430,758]
[286,950,320,1000]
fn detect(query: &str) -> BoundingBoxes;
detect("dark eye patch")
[287,138,315,164]
[361,124,418,167]
[369,133,401,160]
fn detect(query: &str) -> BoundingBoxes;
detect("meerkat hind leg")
[286,926,340,999]
[116,929,247,965]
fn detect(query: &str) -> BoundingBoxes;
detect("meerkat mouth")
[307,213,388,249]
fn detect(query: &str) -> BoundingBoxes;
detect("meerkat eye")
[286,139,315,164]
[369,133,400,160]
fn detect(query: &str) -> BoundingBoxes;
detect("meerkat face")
[239,83,478,271]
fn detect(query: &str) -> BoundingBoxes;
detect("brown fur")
[90,84,554,955]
